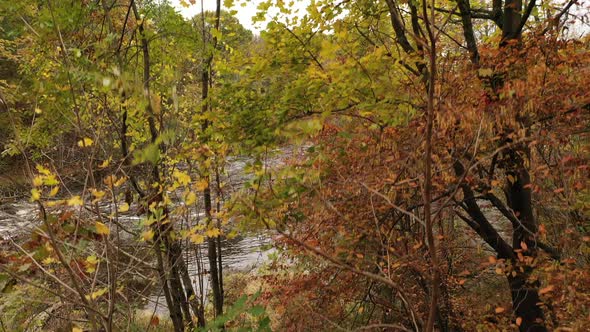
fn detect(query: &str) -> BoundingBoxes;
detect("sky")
[169,0,310,33]
[169,0,590,36]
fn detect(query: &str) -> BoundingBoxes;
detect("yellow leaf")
[49,186,60,197]
[141,230,155,242]
[85,287,108,300]
[91,190,105,199]
[495,307,505,313]
[42,257,57,265]
[118,202,130,212]
[47,200,64,207]
[196,178,209,191]
[33,176,43,187]
[190,234,205,244]
[43,174,59,186]
[86,255,98,273]
[86,255,99,265]
[185,192,197,205]
[99,157,111,169]
[114,177,127,187]
[77,137,94,147]
[173,170,191,186]
[31,188,41,201]
[67,196,84,207]
[205,228,221,238]
[72,327,83,332]
[34,107,42,114]
[35,164,50,175]
[95,222,110,235]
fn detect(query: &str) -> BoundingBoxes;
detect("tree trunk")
[503,150,546,331]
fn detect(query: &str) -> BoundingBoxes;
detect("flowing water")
[0,147,307,314]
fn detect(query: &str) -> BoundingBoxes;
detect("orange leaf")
[539,285,555,295]
[150,316,160,326]
[495,307,505,313]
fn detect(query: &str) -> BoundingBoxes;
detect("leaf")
[42,257,57,265]
[95,222,110,235]
[150,316,160,327]
[118,202,130,212]
[33,176,43,187]
[91,190,105,199]
[190,234,205,244]
[539,285,554,295]
[67,196,84,207]
[86,255,99,273]
[185,191,197,205]
[495,307,505,313]
[103,175,116,187]
[478,68,494,77]
[72,327,83,332]
[36,165,51,175]
[516,317,523,326]
[99,157,111,169]
[114,177,127,187]
[85,287,108,300]
[30,189,41,202]
[196,178,209,191]
[173,170,191,186]
[86,255,99,265]
[141,230,155,242]
[77,137,94,147]
[49,186,60,197]
[205,228,221,238]
[43,175,59,186]
[507,174,516,184]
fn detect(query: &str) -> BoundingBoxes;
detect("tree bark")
[199,0,224,318]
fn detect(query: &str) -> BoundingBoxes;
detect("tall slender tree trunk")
[132,3,198,330]
[199,0,224,318]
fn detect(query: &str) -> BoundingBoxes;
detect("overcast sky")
[169,0,310,33]
[169,0,589,35]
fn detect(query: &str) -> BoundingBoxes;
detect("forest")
[0,0,589,331]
